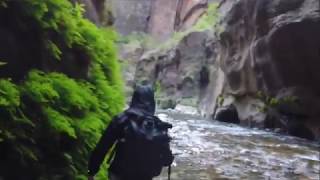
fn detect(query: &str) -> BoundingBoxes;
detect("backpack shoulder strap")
[106,144,117,164]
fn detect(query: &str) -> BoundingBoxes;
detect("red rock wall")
[148,0,209,41]
[148,0,180,41]
[177,0,208,30]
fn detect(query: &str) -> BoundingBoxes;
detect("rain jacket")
[88,84,156,180]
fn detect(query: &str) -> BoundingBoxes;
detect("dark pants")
[109,172,121,180]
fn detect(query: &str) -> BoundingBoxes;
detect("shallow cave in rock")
[269,20,320,94]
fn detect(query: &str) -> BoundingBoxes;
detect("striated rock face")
[149,0,211,41]
[110,0,152,35]
[205,0,320,140]
[176,0,208,31]
[110,0,210,40]
[148,0,180,41]
[135,31,216,108]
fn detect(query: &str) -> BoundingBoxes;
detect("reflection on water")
[155,109,320,180]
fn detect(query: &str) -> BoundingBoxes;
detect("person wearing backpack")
[88,84,174,180]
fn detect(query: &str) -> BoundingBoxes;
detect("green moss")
[217,95,224,107]
[256,91,298,112]
[0,0,124,179]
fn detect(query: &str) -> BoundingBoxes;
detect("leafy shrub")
[0,0,124,179]
[256,91,298,112]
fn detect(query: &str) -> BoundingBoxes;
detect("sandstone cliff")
[110,0,210,40]
[135,31,216,108]
[82,0,320,140]
[203,0,320,140]
[133,0,320,140]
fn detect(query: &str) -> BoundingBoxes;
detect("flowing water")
[155,108,320,180]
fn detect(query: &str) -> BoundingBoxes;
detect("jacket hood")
[129,84,156,115]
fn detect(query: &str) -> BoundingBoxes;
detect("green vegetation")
[192,3,219,32]
[256,91,298,112]
[217,95,225,107]
[154,80,162,98]
[0,0,124,179]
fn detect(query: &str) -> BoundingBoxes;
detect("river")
[155,107,320,180]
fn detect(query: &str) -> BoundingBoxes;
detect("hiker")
[88,84,174,180]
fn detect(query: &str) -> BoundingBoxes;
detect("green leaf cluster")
[0,0,124,179]
[0,79,20,107]
[256,91,298,112]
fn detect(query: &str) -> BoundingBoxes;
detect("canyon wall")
[201,0,320,140]
[134,0,320,140]
[110,0,210,40]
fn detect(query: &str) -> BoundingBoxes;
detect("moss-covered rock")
[0,0,124,179]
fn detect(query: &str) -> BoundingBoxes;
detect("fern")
[47,40,62,60]
[23,71,60,104]
[44,107,77,139]
[0,79,20,107]
[0,0,125,179]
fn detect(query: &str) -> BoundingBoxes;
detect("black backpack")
[114,109,174,178]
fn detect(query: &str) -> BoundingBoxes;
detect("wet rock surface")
[155,110,320,180]
[201,0,320,140]
[135,31,215,108]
